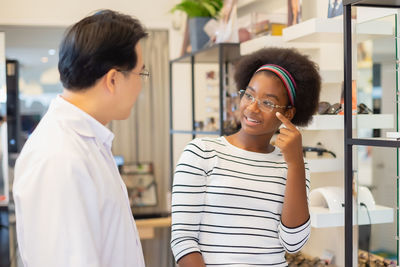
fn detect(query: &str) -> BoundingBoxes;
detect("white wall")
[0,0,184,59]
[0,0,171,27]
[0,32,5,103]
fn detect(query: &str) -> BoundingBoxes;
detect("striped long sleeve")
[170,137,311,266]
[278,217,311,253]
[171,139,208,262]
[278,166,311,253]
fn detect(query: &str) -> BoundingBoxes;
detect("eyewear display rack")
[168,43,240,184]
[343,1,400,266]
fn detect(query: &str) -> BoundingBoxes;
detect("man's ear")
[104,69,118,94]
[285,107,296,121]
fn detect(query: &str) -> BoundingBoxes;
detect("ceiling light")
[48,49,56,56]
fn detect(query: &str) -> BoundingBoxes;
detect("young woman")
[171,47,321,267]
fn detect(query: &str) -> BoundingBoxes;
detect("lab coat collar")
[50,95,115,149]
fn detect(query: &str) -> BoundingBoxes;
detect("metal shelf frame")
[343,1,400,266]
[168,43,240,187]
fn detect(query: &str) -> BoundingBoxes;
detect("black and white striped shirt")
[171,137,311,266]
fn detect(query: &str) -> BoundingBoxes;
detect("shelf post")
[191,55,195,139]
[344,3,353,267]
[219,45,224,136]
[169,61,174,189]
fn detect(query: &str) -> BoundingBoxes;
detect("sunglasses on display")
[303,142,337,158]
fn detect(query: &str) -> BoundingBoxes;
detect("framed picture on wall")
[121,162,158,207]
[327,0,343,18]
[288,0,302,26]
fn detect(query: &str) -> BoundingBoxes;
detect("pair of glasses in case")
[318,102,342,115]
[303,142,336,158]
[318,101,372,115]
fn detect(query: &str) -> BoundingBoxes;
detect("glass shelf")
[353,145,398,264]
[348,6,400,266]
[348,138,400,147]
[170,43,240,64]
[345,0,400,8]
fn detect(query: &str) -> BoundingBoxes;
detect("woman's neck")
[226,130,275,153]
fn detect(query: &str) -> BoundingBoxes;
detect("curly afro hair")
[234,47,321,127]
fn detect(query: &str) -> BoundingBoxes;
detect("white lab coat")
[13,96,145,267]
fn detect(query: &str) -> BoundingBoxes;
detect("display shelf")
[348,137,400,148]
[320,69,343,85]
[172,115,394,133]
[237,0,257,9]
[310,205,393,228]
[240,37,343,85]
[343,2,399,265]
[307,158,344,173]
[135,216,171,240]
[283,18,342,43]
[170,43,240,64]
[240,35,320,55]
[282,17,392,43]
[345,0,400,8]
[170,43,241,186]
[170,130,220,135]
[356,19,394,42]
[135,216,171,228]
[304,114,394,130]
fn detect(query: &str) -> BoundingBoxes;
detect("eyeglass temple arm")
[302,146,337,158]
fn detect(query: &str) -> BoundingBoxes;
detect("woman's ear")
[284,107,296,121]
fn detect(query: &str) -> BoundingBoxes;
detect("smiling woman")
[171,47,321,267]
[234,48,321,127]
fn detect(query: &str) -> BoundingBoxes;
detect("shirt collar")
[49,95,115,149]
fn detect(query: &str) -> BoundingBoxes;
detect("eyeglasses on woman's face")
[239,89,291,113]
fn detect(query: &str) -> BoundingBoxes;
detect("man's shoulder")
[14,116,94,187]
[19,114,91,162]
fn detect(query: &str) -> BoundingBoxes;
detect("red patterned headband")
[255,64,297,106]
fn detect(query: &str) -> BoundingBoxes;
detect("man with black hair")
[13,10,148,267]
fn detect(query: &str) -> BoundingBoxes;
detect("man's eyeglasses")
[239,89,291,113]
[116,68,150,82]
